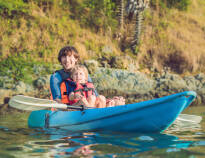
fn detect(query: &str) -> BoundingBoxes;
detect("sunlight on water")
[0,106,205,157]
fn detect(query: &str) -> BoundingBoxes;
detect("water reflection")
[17,131,194,157]
[0,124,204,157]
[0,110,205,157]
[167,117,202,134]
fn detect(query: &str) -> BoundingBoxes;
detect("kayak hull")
[28,91,196,133]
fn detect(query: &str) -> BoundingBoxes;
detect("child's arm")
[69,92,84,100]
[88,75,99,96]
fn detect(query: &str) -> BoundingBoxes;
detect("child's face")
[72,69,86,83]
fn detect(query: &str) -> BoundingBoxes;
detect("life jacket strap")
[73,89,85,96]
[73,87,95,97]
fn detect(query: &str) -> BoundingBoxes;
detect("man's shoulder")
[54,69,71,81]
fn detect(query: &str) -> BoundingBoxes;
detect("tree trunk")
[119,0,124,30]
[131,11,143,51]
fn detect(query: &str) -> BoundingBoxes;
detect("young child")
[68,65,108,108]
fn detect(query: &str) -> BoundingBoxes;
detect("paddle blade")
[9,98,47,111]
[9,95,67,111]
[177,114,202,124]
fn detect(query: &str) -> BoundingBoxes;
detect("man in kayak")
[50,46,125,107]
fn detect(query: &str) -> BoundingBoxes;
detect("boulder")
[91,68,156,103]
[84,60,99,74]
[14,81,34,93]
[0,76,15,89]
[34,75,50,89]
[155,72,188,94]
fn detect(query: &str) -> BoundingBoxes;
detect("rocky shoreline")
[92,68,205,105]
[1,64,205,113]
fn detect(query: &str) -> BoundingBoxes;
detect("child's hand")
[55,99,62,104]
[74,94,83,100]
[69,93,83,100]
[69,92,75,100]
[78,96,89,107]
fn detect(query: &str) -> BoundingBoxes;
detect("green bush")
[69,0,118,32]
[150,0,191,11]
[0,54,32,84]
[0,54,53,84]
[0,0,29,16]
[165,0,191,11]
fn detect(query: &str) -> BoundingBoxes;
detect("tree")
[126,0,148,52]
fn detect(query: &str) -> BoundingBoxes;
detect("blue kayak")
[28,91,196,133]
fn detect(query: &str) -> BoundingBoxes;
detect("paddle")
[8,95,88,111]
[9,95,202,124]
[176,114,202,124]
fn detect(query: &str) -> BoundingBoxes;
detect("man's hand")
[55,98,62,104]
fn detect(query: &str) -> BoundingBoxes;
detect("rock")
[33,64,61,76]
[109,56,127,69]
[33,65,46,75]
[0,89,13,104]
[101,60,111,68]
[91,68,156,102]
[194,73,205,89]
[98,45,114,67]
[155,72,188,93]
[14,81,35,93]
[0,76,15,89]
[183,76,200,91]
[198,87,205,103]
[194,95,202,105]
[195,73,205,82]
[1,65,205,107]
[14,81,27,93]
[84,60,99,74]
[34,75,50,89]
[3,97,10,104]
[110,55,139,71]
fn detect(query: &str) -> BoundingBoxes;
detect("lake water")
[0,106,204,158]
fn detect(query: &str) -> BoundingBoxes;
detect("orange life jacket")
[60,79,95,105]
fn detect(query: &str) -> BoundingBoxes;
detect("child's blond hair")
[70,65,89,82]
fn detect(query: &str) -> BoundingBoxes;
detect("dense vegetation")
[0,0,205,84]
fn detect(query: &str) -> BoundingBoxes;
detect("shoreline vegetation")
[1,0,205,112]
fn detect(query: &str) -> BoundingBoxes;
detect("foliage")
[150,0,191,11]
[0,0,204,77]
[166,0,191,11]
[0,0,29,16]
[0,54,53,84]
[69,0,118,32]
[0,54,31,84]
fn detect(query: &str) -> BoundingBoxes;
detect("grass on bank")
[0,0,205,86]
[138,0,205,74]
[0,0,120,62]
